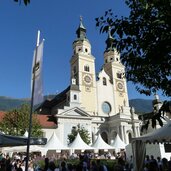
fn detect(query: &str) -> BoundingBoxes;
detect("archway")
[110,131,117,144]
[128,132,132,143]
[101,132,108,143]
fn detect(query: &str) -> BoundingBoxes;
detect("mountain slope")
[129,99,153,114]
[0,96,30,111]
[0,96,153,113]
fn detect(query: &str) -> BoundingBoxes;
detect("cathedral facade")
[38,18,140,146]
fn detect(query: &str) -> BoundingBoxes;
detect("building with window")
[38,18,140,146]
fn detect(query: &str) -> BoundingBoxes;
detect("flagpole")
[25,30,40,171]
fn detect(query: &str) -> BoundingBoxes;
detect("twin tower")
[39,18,140,145]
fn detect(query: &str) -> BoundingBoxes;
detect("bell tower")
[70,17,97,115]
[103,29,130,115]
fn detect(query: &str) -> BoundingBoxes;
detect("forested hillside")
[0,96,153,114]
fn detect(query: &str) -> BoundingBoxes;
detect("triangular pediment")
[57,107,91,118]
[97,68,110,80]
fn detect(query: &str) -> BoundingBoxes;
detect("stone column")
[119,125,124,141]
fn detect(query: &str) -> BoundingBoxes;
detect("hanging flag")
[32,39,44,106]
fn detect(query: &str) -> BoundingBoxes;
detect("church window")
[74,94,77,100]
[85,48,88,52]
[73,66,77,74]
[102,102,111,114]
[103,77,107,85]
[105,59,107,63]
[84,65,90,72]
[117,72,122,79]
[78,47,82,52]
[110,58,113,61]
[128,133,132,143]
[116,58,119,61]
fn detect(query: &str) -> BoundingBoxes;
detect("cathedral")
[38,18,140,146]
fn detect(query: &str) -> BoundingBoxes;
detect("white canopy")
[133,120,171,143]
[91,134,114,150]
[44,132,68,150]
[111,134,126,150]
[2,145,44,153]
[68,133,93,150]
[132,120,171,171]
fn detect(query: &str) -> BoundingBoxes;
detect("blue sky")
[0,0,168,101]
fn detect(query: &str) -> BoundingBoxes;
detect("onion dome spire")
[76,16,87,40]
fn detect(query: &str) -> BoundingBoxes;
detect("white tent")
[2,145,44,153]
[132,120,171,171]
[68,133,93,150]
[91,134,114,150]
[110,134,126,151]
[44,132,69,152]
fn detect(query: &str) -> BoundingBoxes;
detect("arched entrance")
[101,132,108,143]
[128,132,132,143]
[110,131,118,144]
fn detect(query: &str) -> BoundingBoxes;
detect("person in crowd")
[149,155,158,170]
[128,155,133,171]
[0,157,6,171]
[162,158,169,171]
[157,156,163,171]
[96,159,108,171]
[83,159,88,171]
[67,163,73,171]
[168,157,171,171]
[16,160,23,171]
[148,161,158,171]
[28,161,34,171]
[61,161,67,171]
[44,157,49,171]
[145,155,150,166]
[90,160,98,171]
[47,161,57,171]
[113,157,125,171]
[5,154,12,171]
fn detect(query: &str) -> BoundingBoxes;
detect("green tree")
[67,124,91,145]
[96,0,171,97]
[96,0,171,130]
[0,104,43,137]
[14,0,30,6]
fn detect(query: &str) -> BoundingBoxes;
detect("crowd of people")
[1,151,171,171]
[143,155,171,171]
[0,151,129,171]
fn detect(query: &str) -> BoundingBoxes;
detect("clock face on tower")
[83,74,92,85]
[116,81,124,92]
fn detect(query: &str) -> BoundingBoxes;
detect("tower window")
[73,66,77,74]
[117,73,122,79]
[84,65,90,72]
[85,48,88,52]
[78,47,82,52]
[103,77,107,86]
[74,94,77,100]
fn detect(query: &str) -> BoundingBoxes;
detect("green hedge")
[34,158,117,171]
